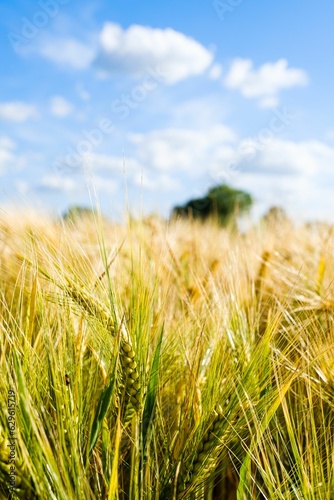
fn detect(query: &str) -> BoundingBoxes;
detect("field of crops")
[1,211,334,499]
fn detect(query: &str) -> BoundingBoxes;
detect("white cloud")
[21,23,214,84]
[214,137,334,220]
[95,22,214,84]
[70,151,181,193]
[28,119,334,220]
[38,173,117,196]
[50,96,73,117]
[38,175,78,193]
[64,125,237,195]
[0,101,38,122]
[128,125,237,173]
[277,139,332,175]
[234,138,334,178]
[121,127,334,220]
[87,153,178,191]
[38,37,95,69]
[95,125,334,220]
[224,58,309,107]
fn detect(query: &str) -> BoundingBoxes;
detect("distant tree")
[172,184,253,225]
[262,206,288,224]
[62,206,95,221]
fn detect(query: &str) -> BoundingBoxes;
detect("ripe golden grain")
[180,405,225,493]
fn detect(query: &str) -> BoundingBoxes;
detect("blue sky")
[1,0,334,220]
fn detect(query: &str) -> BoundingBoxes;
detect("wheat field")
[1,210,334,499]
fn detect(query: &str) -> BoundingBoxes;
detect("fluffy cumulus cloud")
[224,58,309,107]
[25,119,334,220]
[128,125,237,173]
[50,96,73,117]
[23,23,213,83]
[95,22,214,84]
[241,139,334,177]
[231,137,334,182]
[124,127,334,185]
[57,125,237,196]
[0,101,38,122]
[121,127,334,219]
[86,153,179,191]
[213,136,334,219]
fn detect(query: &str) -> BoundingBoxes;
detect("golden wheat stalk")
[254,250,270,298]
[65,282,114,330]
[0,432,30,497]
[179,405,225,495]
[119,327,142,412]
[65,281,142,412]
